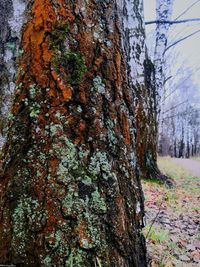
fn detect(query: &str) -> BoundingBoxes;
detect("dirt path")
[172,158,200,177]
[142,157,200,266]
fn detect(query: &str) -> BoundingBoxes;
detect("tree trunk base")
[143,164,175,188]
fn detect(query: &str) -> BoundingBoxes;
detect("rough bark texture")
[142,59,173,186]
[0,0,27,150]
[120,0,172,185]
[120,0,152,180]
[0,1,146,266]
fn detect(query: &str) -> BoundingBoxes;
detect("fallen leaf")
[178,255,190,262]
[186,244,196,251]
[178,240,187,248]
[191,250,200,260]
[193,240,200,249]
[151,260,159,267]
[164,261,173,267]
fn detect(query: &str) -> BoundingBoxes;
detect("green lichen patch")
[65,248,86,267]
[30,103,40,118]
[6,42,16,52]
[89,151,112,179]
[50,123,64,137]
[29,84,36,99]
[93,76,105,94]
[42,255,52,266]
[106,119,118,148]
[12,197,47,255]
[91,190,107,213]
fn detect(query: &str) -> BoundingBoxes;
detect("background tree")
[121,0,171,184]
[0,0,147,266]
[144,0,200,159]
[160,69,200,158]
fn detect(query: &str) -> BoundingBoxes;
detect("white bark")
[154,0,174,104]
[120,0,146,87]
[0,0,27,150]
[154,0,174,153]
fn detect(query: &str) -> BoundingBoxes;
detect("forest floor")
[142,157,200,267]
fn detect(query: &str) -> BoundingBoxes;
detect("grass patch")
[142,157,200,266]
[142,177,162,185]
[158,157,191,181]
[192,156,200,161]
[144,224,170,243]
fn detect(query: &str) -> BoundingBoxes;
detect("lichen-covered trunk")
[140,60,173,186]
[0,1,146,266]
[121,0,152,179]
[139,59,159,180]
[121,0,167,184]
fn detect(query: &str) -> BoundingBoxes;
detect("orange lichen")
[79,83,88,103]
[47,89,56,98]
[60,85,73,101]
[74,136,84,145]
[115,50,122,88]
[79,121,86,131]
[77,220,91,248]
[29,176,46,201]
[49,158,59,175]
[122,114,130,145]
[18,0,77,101]
[21,0,57,88]
[115,195,126,235]
[42,42,52,66]
[51,70,72,101]
[94,56,104,71]
[47,214,57,229]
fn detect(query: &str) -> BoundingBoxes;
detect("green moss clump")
[50,21,70,47]
[53,52,87,85]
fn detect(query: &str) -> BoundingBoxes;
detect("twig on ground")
[145,197,164,239]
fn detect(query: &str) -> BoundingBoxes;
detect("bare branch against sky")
[145,18,200,25]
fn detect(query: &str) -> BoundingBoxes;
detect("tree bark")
[120,1,173,186]
[0,0,27,150]
[154,0,174,156]
[139,59,173,186]
[0,0,146,266]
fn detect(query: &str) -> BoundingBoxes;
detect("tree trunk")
[0,1,146,266]
[138,59,173,186]
[120,1,168,185]
[0,0,27,150]
[154,0,174,155]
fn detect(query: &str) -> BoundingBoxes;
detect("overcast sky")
[143,0,200,89]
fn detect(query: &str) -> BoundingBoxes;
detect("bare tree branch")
[174,0,200,21]
[145,18,200,25]
[162,108,200,121]
[162,66,200,102]
[164,29,200,53]
[162,100,189,114]
[168,0,200,37]
[163,75,172,85]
